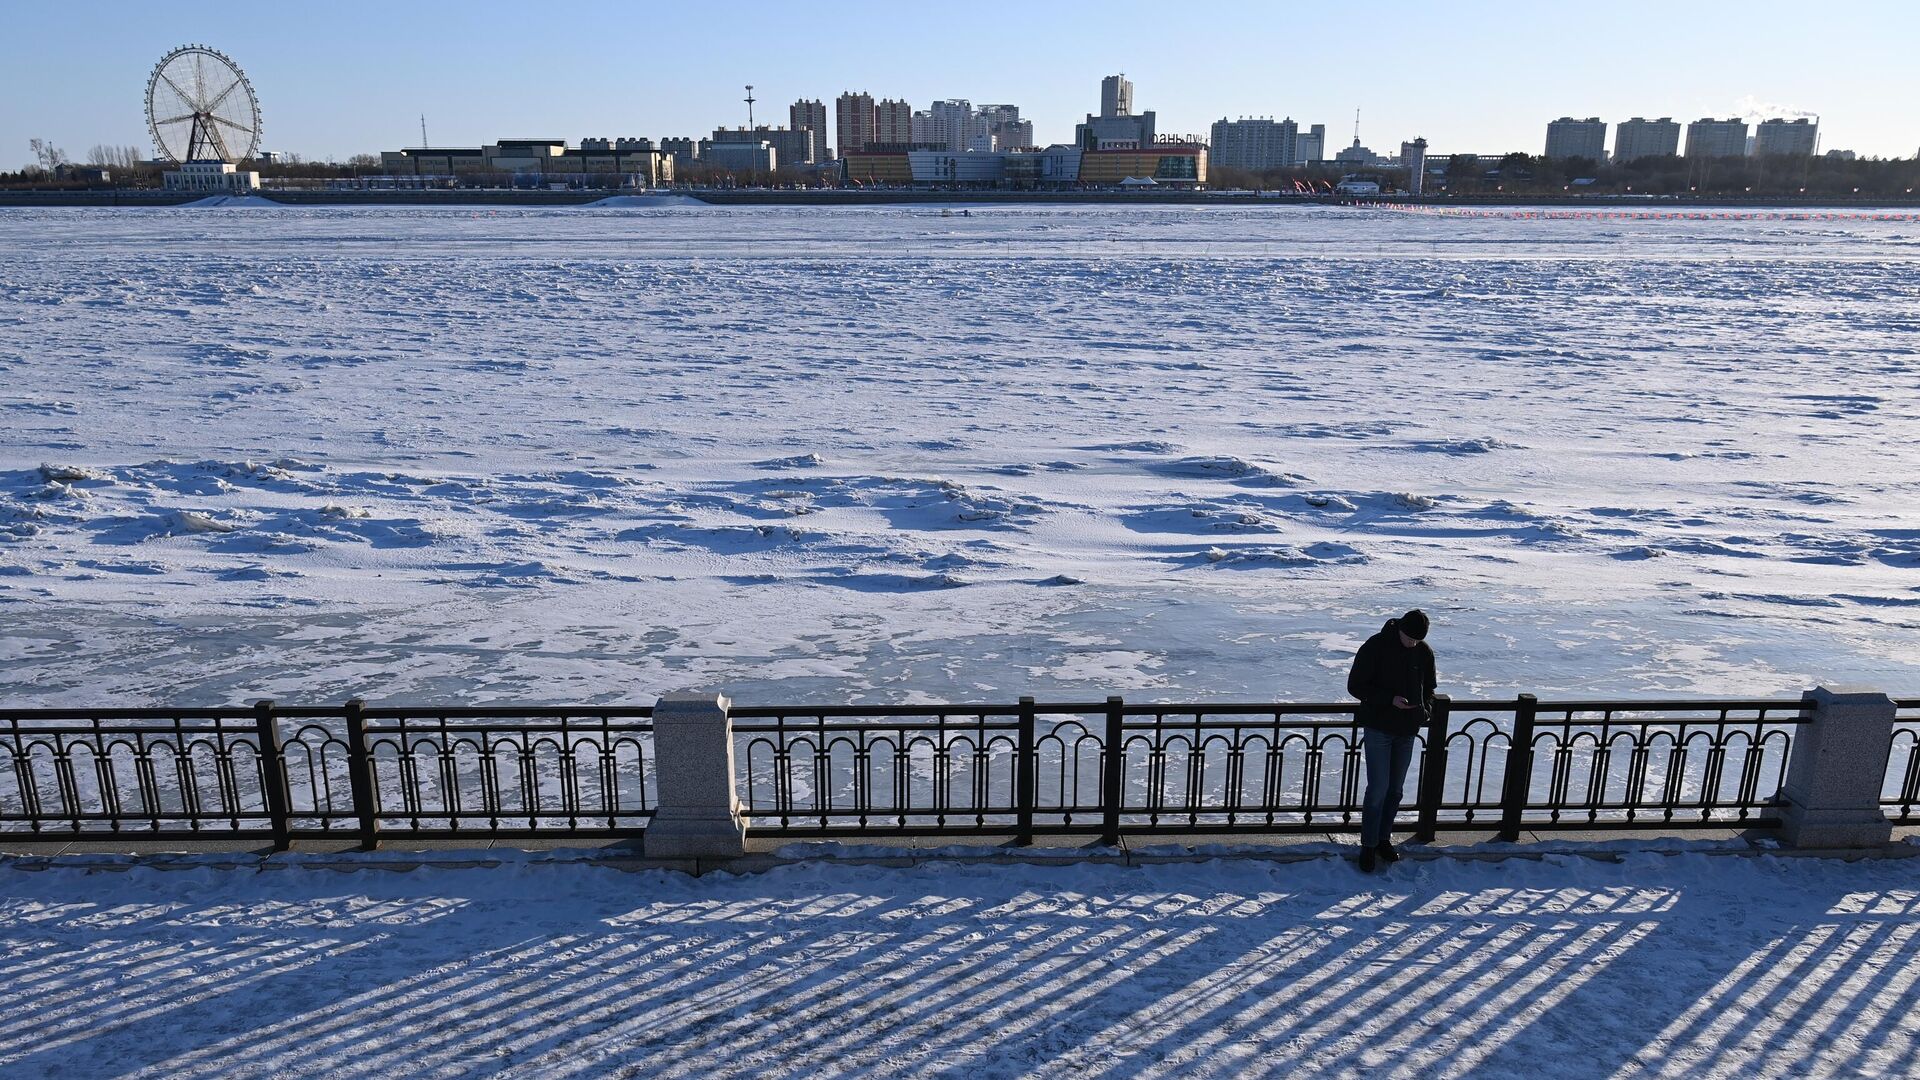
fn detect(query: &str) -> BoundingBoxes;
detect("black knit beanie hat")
[1400,609,1430,640]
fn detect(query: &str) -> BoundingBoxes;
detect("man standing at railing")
[1347,609,1436,872]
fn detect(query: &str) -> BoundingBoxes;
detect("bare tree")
[29,138,70,173]
[346,153,380,169]
[85,144,146,169]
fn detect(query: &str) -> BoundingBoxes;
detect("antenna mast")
[1353,107,1361,143]
[420,114,429,149]
[744,85,756,128]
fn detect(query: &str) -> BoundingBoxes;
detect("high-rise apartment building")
[791,99,829,162]
[709,126,815,167]
[913,99,985,153]
[1612,117,1680,162]
[978,105,1033,151]
[1209,117,1300,171]
[1298,124,1326,164]
[909,110,936,148]
[1753,117,1819,157]
[1100,74,1133,118]
[1685,118,1749,158]
[835,92,876,157]
[875,99,914,145]
[1403,137,1428,195]
[1544,117,1607,161]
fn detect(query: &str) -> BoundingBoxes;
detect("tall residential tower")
[875,99,914,145]
[835,92,876,157]
[1209,117,1300,171]
[1753,117,1819,156]
[1612,117,1680,162]
[1685,118,1749,158]
[1544,117,1607,161]
[791,99,829,162]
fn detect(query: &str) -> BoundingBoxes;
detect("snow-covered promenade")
[3,848,1917,1078]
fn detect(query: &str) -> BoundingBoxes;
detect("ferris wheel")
[145,44,262,163]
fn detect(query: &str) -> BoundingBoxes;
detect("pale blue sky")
[5,1,1917,168]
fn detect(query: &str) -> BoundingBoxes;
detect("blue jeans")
[1361,727,1416,847]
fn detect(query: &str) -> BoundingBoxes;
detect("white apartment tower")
[1685,118,1750,158]
[1612,118,1680,162]
[978,104,1033,151]
[1544,117,1607,161]
[875,98,914,145]
[1753,117,1819,157]
[791,99,829,162]
[1209,117,1299,171]
[924,99,985,153]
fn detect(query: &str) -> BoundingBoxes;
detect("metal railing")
[733,695,1812,843]
[1888,698,1920,823]
[1,701,655,847]
[11,692,1909,848]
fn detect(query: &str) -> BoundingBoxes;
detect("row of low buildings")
[378,134,1208,190]
[378,76,1204,188]
[840,142,1206,189]
[380,137,675,185]
[1544,116,1824,162]
[698,76,1200,187]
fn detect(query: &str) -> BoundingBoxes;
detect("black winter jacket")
[1347,618,1438,737]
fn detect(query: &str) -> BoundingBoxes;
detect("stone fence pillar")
[1780,686,1895,849]
[646,692,747,859]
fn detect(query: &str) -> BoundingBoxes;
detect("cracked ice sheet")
[1,204,1918,705]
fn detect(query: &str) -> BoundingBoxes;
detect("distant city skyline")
[4,1,1918,170]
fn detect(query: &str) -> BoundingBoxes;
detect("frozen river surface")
[1,204,1916,706]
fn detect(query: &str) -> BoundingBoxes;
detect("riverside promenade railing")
[732,696,1809,843]
[1888,698,1920,824]
[0,689,1908,852]
[0,703,655,846]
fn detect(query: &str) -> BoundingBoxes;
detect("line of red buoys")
[1357,202,1917,222]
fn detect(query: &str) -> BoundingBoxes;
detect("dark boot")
[1358,846,1377,873]
[1376,840,1400,865]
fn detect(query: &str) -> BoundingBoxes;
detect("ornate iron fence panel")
[2,703,654,845]
[1423,705,1514,831]
[735,696,1811,840]
[1888,698,1920,823]
[731,701,1109,835]
[1112,704,1367,833]
[274,706,357,837]
[1,708,276,838]
[1514,700,1807,832]
[358,707,655,838]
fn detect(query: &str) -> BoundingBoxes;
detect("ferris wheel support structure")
[145,44,262,164]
